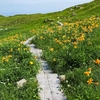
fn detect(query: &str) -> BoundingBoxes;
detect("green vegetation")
[31,15,100,99]
[0,33,40,100]
[0,0,100,99]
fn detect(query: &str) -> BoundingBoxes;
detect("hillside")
[0,0,100,100]
[0,0,100,39]
[0,0,100,28]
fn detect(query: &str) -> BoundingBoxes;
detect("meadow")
[0,30,40,99]
[0,0,100,99]
[31,15,100,100]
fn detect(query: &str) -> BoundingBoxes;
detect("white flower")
[67,84,71,87]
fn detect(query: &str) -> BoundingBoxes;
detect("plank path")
[24,37,67,100]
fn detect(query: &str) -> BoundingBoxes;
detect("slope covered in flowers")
[0,32,40,99]
[31,15,100,99]
[0,0,100,99]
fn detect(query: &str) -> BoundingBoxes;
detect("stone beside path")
[24,37,67,100]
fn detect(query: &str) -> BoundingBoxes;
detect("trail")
[24,37,67,100]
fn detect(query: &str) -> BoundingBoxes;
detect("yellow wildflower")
[40,36,43,39]
[84,68,92,76]
[94,82,99,85]
[73,42,77,45]
[18,48,20,51]
[77,36,84,41]
[95,24,98,28]
[5,59,9,62]
[8,55,12,58]
[63,40,67,43]
[62,35,66,38]
[94,59,100,65]
[53,58,56,62]
[24,48,27,50]
[49,48,54,52]
[34,56,37,59]
[30,61,33,65]
[67,40,71,42]
[84,71,90,76]
[88,68,92,73]
[10,48,13,52]
[74,45,77,48]
[2,57,6,62]
[87,78,93,85]
[18,44,21,46]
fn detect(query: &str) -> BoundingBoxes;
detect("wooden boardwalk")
[24,37,67,100]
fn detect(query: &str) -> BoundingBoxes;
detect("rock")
[79,7,83,9]
[17,78,27,88]
[0,29,3,30]
[72,12,76,16]
[75,5,80,9]
[59,75,65,82]
[5,28,8,30]
[70,9,74,11]
[75,5,83,9]
[50,22,54,25]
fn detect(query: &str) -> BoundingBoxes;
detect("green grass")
[0,0,100,99]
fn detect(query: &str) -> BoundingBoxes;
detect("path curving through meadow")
[24,37,67,100]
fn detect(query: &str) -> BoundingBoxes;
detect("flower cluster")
[94,59,100,65]
[2,55,12,63]
[84,68,92,76]
[84,68,99,85]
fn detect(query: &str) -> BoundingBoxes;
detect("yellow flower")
[94,59,100,65]
[40,36,43,39]
[8,55,12,58]
[30,61,33,65]
[2,57,6,62]
[77,36,84,41]
[73,42,78,45]
[53,58,56,62]
[88,68,92,73]
[62,35,66,38]
[18,44,21,46]
[87,78,93,85]
[18,48,20,51]
[5,59,9,62]
[10,48,13,52]
[63,40,67,43]
[94,82,99,85]
[95,24,98,28]
[34,56,37,59]
[74,45,77,48]
[49,48,54,52]
[84,71,90,76]
[67,40,71,42]
[84,68,92,76]
[59,41,63,45]
[24,48,27,50]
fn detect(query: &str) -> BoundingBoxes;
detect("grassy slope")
[0,0,100,29]
[0,0,100,99]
